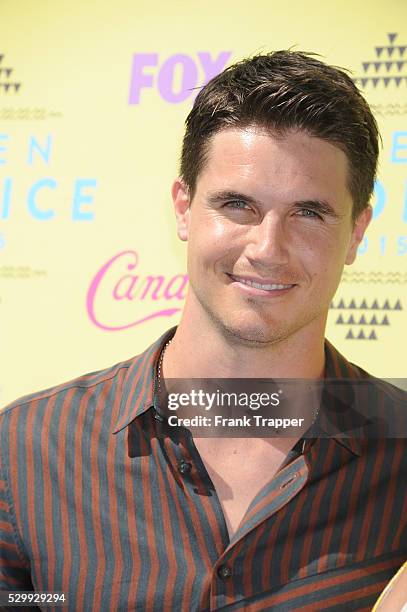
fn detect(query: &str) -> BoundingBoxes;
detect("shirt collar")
[112,326,177,434]
[112,329,367,456]
[319,339,365,456]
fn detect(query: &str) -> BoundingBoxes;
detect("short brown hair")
[180,50,379,219]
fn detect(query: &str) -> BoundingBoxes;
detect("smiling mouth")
[228,274,296,291]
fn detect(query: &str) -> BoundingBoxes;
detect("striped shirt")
[0,326,406,611]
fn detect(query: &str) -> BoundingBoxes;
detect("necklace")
[155,341,321,446]
[157,339,172,393]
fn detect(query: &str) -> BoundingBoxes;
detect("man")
[1,51,406,611]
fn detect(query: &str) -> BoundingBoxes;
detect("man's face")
[173,127,371,346]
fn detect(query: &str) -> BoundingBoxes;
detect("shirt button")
[178,460,192,475]
[217,564,232,580]
[153,410,164,422]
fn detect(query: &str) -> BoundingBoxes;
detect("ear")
[345,206,372,265]
[171,178,191,242]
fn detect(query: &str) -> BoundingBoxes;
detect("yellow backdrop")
[1,0,406,406]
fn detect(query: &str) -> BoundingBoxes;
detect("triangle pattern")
[358,314,367,325]
[336,314,344,324]
[382,299,390,310]
[369,329,377,340]
[355,33,407,89]
[346,329,354,339]
[347,314,355,325]
[348,299,356,309]
[381,315,390,325]
[356,34,407,87]
[370,315,378,325]
[0,52,21,96]
[371,299,379,310]
[359,299,368,309]
[394,299,402,310]
[337,298,345,309]
[357,329,366,339]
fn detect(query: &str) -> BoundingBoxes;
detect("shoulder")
[350,363,406,438]
[325,339,406,404]
[348,360,406,405]
[0,326,174,442]
[323,341,406,439]
[0,356,135,429]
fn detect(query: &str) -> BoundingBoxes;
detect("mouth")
[228,274,296,293]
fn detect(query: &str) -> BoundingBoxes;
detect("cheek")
[192,218,244,260]
[188,214,231,253]
[297,228,349,264]
[187,234,227,272]
[212,216,231,238]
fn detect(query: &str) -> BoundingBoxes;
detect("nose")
[244,213,289,267]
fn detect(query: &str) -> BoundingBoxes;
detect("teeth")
[236,277,293,291]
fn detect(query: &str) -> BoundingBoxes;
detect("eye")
[296,208,322,220]
[225,200,251,210]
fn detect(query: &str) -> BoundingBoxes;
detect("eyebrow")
[207,190,340,218]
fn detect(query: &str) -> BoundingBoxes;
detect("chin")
[217,316,285,347]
